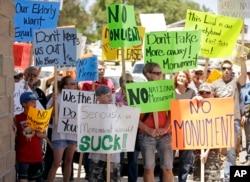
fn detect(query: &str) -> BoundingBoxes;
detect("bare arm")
[238,54,248,86]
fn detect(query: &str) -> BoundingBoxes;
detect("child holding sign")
[13,92,46,182]
[88,85,121,182]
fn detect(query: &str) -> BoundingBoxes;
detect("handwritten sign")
[77,104,140,153]
[76,55,98,82]
[144,30,201,73]
[171,98,234,150]
[125,80,175,113]
[58,90,98,134]
[27,107,53,132]
[14,81,27,115]
[231,43,250,65]
[102,26,145,61]
[13,43,32,70]
[33,28,77,67]
[106,4,140,48]
[218,0,250,19]
[185,10,243,58]
[14,0,60,41]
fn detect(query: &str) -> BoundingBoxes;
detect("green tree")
[58,0,96,42]
[89,0,211,41]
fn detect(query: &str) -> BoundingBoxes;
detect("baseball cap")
[20,92,39,104]
[95,85,111,96]
[198,83,213,92]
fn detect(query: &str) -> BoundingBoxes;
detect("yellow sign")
[185,10,243,58]
[27,107,53,132]
[206,69,222,83]
[102,25,145,61]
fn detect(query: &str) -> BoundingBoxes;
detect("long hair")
[174,70,191,88]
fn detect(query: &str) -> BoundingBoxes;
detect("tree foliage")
[58,0,211,42]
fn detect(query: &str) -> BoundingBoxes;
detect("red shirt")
[81,78,115,92]
[139,111,171,133]
[15,113,43,163]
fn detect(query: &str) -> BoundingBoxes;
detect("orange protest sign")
[171,98,234,150]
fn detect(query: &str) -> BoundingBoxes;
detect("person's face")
[146,66,162,81]
[198,90,214,98]
[221,63,232,79]
[97,92,113,104]
[64,78,76,89]
[98,65,105,79]
[194,71,203,82]
[122,76,133,88]
[24,69,39,87]
[22,100,36,109]
[176,71,188,86]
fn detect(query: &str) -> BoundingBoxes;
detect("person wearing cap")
[80,60,115,179]
[240,67,250,166]
[192,83,221,182]
[188,65,204,94]
[211,54,247,181]
[14,92,46,182]
[47,75,77,182]
[88,85,121,181]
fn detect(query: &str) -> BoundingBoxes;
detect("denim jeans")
[178,150,194,182]
[224,119,241,180]
[120,151,139,182]
[244,118,250,161]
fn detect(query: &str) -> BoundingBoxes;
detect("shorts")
[16,162,44,181]
[52,139,77,149]
[138,133,173,169]
[88,159,120,182]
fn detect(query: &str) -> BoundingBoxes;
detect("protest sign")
[102,26,145,61]
[29,0,63,10]
[171,98,234,150]
[76,55,98,82]
[58,89,98,134]
[77,104,140,153]
[13,43,32,70]
[185,10,243,58]
[14,81,27,115]
[140,13,166,32]
[144,30,201,73]
[125,80,175,113]
[106,4,140,48]
[231,43,250,65]
[14,0,60,41]
[218,0,250,19]
[27,107,53,132]
[33,28,77,67]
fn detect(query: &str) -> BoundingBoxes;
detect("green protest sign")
[106,4,140,48]
[185,9,243,58]
[125,80,175,113]
[144,30,201,73]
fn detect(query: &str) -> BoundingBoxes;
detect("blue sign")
[14,0,60,41]
[76,56,98,82]
[33,28,77,67]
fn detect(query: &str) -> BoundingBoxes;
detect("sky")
[192,0,250,27]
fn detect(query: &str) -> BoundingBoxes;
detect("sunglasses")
[221,67,232,71]
[150,71,162,76]
[27,73,38,77]
[199,91,211,95]
[126,80,133,83]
